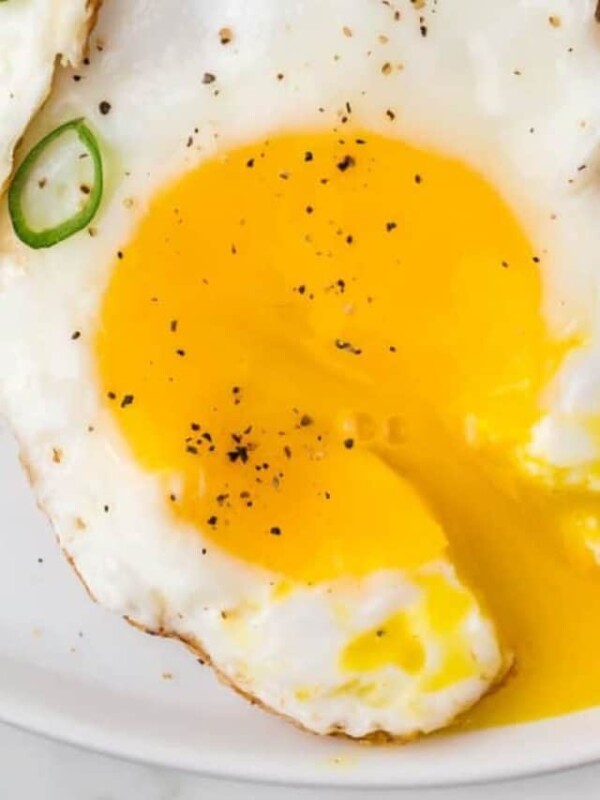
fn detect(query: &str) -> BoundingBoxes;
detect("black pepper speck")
[336,154,356,172]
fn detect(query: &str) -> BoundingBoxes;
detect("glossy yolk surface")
[97,130,600,728]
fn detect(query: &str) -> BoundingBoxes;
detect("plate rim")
[2,676,600,789]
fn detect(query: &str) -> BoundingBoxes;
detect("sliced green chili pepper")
[8,118,103,249]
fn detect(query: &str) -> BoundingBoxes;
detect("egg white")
[0,0,98,193]
[4,0,600,736]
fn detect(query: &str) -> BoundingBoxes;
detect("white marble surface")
[2,720,600,800]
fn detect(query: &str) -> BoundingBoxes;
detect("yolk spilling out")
[97,130,600,729]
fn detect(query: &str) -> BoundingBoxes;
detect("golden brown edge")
[123,615,510,745]
[85,0,104,44]
[122,616,423,745]
[17,441,510,745]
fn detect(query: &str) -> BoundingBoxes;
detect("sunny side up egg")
[4,0,600,740]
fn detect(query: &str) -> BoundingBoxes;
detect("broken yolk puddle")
[97,130,600,729]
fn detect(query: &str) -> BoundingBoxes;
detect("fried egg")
[4,0,600,739]
[0,0,99,193]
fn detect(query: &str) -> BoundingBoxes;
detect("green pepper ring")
[8,118,103,249]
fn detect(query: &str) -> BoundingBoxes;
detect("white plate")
[1,419,600,789]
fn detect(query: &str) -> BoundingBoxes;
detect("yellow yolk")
[97,130,548,581]
[341,574,477,691]
[342,611,425,675]
[97,130,600,729]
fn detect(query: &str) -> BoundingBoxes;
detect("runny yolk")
[97,130,600,729]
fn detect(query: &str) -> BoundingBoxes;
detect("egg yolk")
[97,130,600,729]
[97,130,549,579]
